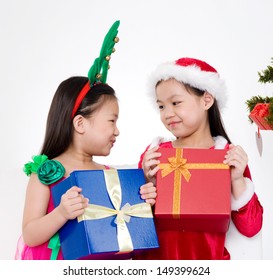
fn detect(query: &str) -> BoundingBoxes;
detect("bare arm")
[22,174,88,247]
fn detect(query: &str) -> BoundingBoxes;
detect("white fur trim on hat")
[148,60,227,109]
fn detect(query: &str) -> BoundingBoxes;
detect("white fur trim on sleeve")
[149,137,165,149]
[231,177,255,211]
[148,136,175,149]
[150,135,227,150]
[213,136,228,149]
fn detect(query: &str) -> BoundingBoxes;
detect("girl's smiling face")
[82,98,120,156]
[156,79,210,140]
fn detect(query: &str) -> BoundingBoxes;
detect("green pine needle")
[258,57,273,84]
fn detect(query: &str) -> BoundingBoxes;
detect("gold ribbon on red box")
[159,148,229,219]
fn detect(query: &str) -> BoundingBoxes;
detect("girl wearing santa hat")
[134,57,263,260]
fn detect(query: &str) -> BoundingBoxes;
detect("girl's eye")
[172,101,181,106]
[158,105,164,110]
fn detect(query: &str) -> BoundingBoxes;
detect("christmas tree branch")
[258,57,273,83]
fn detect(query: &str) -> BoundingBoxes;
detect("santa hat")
[149,57,227,109]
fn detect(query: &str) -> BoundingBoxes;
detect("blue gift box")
[51,169,159,260]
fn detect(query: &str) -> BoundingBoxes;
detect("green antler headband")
[88,20,120,84]
[71,20,120,118]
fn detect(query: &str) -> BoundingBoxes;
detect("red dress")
[133,140,263,260]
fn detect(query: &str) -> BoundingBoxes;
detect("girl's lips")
[168,121,181,128]
[110,140,116,146]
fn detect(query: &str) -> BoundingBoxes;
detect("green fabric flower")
[23,155,48,176]
[23,154,65,185]
[37,160,65,185]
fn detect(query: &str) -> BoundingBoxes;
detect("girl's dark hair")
[40,76,117,159]
[184,84,232,144]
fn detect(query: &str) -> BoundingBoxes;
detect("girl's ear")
[203,91,215,110]
[73,115,85,134]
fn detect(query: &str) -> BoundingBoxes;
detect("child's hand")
[223,144,248,183]
[59,186,89,220]
[140,182,157,206]
[142,146,161,184]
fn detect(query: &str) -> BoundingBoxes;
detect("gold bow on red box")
[159,148,229,219]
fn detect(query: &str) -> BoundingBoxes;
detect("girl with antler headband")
[15,21,156,260]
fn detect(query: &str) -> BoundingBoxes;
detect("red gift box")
[155,148,231,233]
[249,103,273,130]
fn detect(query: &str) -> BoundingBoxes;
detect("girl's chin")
[95,150,111,157]
[170,131,182,138]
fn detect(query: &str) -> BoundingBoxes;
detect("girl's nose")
[114,126,120,136]
[163,106,175,119]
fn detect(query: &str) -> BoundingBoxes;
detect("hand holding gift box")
[52,169,159,260]
[155,148,231,233]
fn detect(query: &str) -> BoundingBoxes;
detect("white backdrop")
[0,0,272,260]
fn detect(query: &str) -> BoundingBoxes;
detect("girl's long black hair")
[185,84,232,144]
[40,76,117,159]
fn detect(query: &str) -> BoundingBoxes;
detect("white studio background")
[0,0,272,260]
